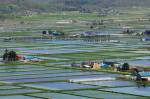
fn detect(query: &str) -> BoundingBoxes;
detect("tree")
[122,63,130,71]
[42,31,47,35]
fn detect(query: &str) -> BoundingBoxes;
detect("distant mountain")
[0,0,150,14]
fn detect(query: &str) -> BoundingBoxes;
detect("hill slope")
[0,0,150,13]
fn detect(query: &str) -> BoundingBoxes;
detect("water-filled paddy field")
[0,37,149,98]
[0,8,150,98]
[0,64,149,99]
[2,37,150,98]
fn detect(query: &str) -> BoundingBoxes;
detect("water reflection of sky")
[101,87,150,97]
[127,60,150,67]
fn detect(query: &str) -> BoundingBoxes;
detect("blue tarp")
[100,63,109,68]
[24,56,38,59]
[139,71,150,77]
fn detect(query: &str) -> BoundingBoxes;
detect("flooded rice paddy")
[0,64,149,99]
[64,90,146,99]
[0,37,149,98]
[1,7,150,98]
[100,87,150,97]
